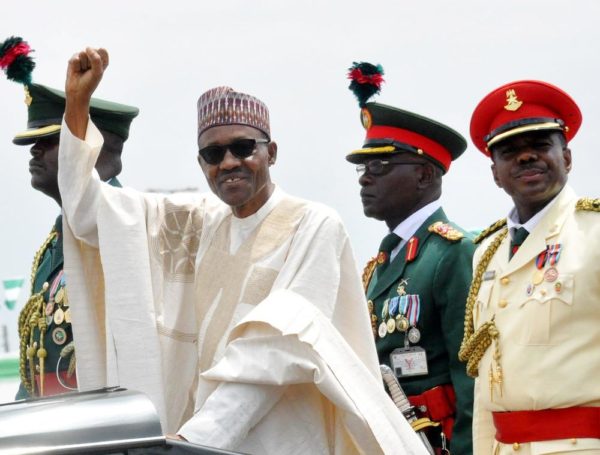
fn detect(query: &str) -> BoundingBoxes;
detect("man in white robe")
[58,47,427,454]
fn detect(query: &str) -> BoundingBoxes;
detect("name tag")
[390,347,428,378]
[483,270,496,281]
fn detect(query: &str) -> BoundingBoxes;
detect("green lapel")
[367,207,449,300]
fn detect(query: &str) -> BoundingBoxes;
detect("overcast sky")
[1,0,599,323]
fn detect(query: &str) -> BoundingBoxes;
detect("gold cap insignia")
[24,86,32,106]
[504,89,522,112]
[361,107,372,130]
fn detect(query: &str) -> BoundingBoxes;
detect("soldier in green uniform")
[346,63,475,454]
[5,42,139,398]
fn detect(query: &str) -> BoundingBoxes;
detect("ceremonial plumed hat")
[345,62,466,173]
[1,36,139,146]
[470,80,582,156]
[13,83,139,145]
[197,86,270,140]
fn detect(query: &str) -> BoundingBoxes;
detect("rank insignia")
[428,221,464,242]
[575,197,600,212]
[504,88,523,111]
[405,237,419,262]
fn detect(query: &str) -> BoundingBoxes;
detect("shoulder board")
[428,221,464,242]
[575,197,600,212]
[473,218,507,244]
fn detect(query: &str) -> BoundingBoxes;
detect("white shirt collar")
[389,199,442,260]
[506,191,560,240]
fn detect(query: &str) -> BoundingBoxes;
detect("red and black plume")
[347,61,384,107]
[0,36,35,85]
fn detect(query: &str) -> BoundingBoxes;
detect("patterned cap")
[197,86,270,139]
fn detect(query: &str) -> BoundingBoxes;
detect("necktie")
[376,233,402,277]
[509,227,529,259]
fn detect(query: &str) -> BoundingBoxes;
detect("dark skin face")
[358,153,441,230]
[197,125,277,218]
[28,131,122,207]
[29,135,61,205]
[490,131,571,222]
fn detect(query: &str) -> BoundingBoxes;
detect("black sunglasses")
[355,159,422,177]
[198,138,270,165]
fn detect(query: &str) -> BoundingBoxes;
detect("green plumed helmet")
[13,83,139,145]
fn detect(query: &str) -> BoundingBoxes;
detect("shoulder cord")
[458,227,508,382]
[18,228,57,396]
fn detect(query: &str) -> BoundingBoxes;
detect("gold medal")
[544,267,558,283]
[55,287,65,304]
[532,270,544,285]
[386,318,396,334]
[64,308,72,324]
[367,299,374,313]
[53,307,65,325]
[395,315,409,332]
[378,322,388,339]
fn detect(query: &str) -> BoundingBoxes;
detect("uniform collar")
[506,186,563,240]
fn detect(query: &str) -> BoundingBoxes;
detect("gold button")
[501,277,510,285]
[571,438,577,445]
[540,289,547,296]
[499,299,508,308]
[513,442,520,451]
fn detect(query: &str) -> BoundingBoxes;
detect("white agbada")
[58,119,427,454]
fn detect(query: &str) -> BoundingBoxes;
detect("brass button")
[512,442,520,451]
[540,289,547,296]
[501,277,510,285]
[571,438,577,445]
[499,299,508,308]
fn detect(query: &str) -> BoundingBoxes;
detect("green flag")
[3,278,25,310]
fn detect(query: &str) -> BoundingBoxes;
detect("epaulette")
[428,221,464,242]
[575,197,600,212]
[473,218,507,244]
[362,257,377,292]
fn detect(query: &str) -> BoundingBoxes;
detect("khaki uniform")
[472,185,600,454]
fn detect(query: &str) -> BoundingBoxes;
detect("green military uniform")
[365,209,475,454]
[346,63,475,453]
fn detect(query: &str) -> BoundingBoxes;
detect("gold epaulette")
[428,221,464,242]
[575,197,600,212]
[362,257,377,292]
[473,218,507,244]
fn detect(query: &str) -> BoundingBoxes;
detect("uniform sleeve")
[433,239,476,455]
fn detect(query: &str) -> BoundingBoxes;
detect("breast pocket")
[518,273,574,346]
[474,279,494,326]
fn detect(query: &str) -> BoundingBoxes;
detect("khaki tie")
[376,233,402,277]
[509,227,529,259]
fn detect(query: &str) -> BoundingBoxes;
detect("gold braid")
[18,228,57,396]
[458,227,508,381]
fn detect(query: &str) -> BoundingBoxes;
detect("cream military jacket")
[471,185,600,455]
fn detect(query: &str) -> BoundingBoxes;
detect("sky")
[1,0,599,347]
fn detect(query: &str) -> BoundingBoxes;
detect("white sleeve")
[178,382,285,449]
[58,116,108,247]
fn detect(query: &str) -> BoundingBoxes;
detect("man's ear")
[268,141,278,166]
[417,162,435,189]
[491,162,502,188]
[563,147,572,173]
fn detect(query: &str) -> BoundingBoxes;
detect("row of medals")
[526,266,562,296]
[45,285,70,346]
[368,298,421,344]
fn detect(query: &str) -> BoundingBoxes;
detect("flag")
[3,278,25,310]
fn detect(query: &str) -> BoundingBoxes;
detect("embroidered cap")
[470,80,582,156]
[197,86,270,140]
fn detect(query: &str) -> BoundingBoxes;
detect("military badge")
[428,221,464,242]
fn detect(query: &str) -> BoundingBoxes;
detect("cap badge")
[24,85,32,106]
[504,89,522,112]
[361,107,372,130]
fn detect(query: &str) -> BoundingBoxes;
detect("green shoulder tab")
[575,197,600,212]
[473,218,507,244]
[428,221,464,242]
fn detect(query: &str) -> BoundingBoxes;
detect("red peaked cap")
[470,80,582,157]
[346,102,467,173]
